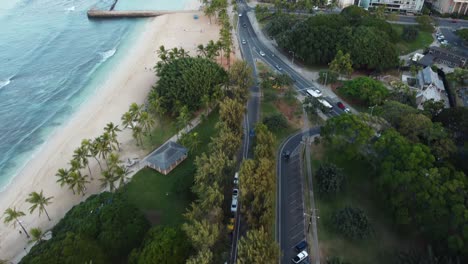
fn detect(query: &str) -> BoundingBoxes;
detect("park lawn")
[310,143,417,263]
[121,111,220,226]
[141,116,178,153]
[392,24,433,55]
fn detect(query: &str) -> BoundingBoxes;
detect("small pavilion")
[145,141,188,175]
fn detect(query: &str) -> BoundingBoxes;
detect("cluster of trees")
[237,123,280,263]
[332,207,373,240]
[456,28,468,42]
[339,77,389,106]
[321,103,468,259]
[180,60,252,263]
[316,163,345,195]
[121,103,154,146]
[267,6,399,71]
[20,192,150,263]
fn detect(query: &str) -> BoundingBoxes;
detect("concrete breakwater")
[87,9,197,19]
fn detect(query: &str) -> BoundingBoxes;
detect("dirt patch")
[274,99,303,128]
[144,210,162,226]
[310,141,325,160]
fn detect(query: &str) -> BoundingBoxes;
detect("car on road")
[242,23,247,28]
[452,19,457,23]
[292,250,308,263]
[249,128,255,137]
[238,13,242,17]
[275,64,283,71]
[259,50,266,56]
[231,198,238,213]
[437,35,445,41]
[227,217,235,232]
[295,240,308,252]
[282,150,290,160]
[241,39,246,45]
[234,172,239,185]
[441,40,449,45]
[232,188,239,199]
[337,101,346,110]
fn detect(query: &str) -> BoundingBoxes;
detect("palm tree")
[96,135,111,168]
[99,170,116,192]
[68,170,89,196]
[104,122,121,151]
[132,126,144,146]
[139,111,155,138]
[56,168,70,187]
[3,207,29,238]
[129,103,143,122]
[114,165,129,189]
[157,45,168,63]
[70,158,83,172]
[29,227,43,244]
[90,138,103,172]
[25,190,53,221]
[73,146,92,179]
[121,111,135,130]
[197,44,207,57]
[107,152,120,172]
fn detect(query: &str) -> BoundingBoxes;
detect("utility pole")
[289,50,295,65]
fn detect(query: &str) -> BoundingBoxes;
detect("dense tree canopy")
[22,192,149,263]
[340,77,389,106]
[332,207,373,240]
[316,163,345,195]
[152,57,227,114]
[129,226,192,264]
[237,227,280,264]
[271,11,399,70]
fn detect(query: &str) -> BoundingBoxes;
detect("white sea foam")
[100,48,116,63]
[65,6,75,11]
[0,76,13,89]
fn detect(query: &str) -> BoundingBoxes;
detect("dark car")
[295,240,308,252]
[282,150,290,160]
[336,101,346,110]
[242,23,247,28]
[249,128,255,137]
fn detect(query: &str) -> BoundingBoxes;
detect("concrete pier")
[87,10,197,19]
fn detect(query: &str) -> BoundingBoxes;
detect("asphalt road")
[277,127,320,264]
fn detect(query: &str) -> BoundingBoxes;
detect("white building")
[358,0,424,13]
[428,0,468,15]
[338,0,355,8]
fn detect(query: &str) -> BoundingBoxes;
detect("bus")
[306,89,322,98]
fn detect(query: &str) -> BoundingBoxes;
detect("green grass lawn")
[392,25,433,55]
[141,116,178,154]
[120,111,220,226]
[310,144,417,263]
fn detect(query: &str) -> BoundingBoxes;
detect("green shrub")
[263,113,288,131]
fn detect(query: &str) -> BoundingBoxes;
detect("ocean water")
[0,0,187,191]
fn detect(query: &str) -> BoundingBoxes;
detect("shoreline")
[0,7,221,262]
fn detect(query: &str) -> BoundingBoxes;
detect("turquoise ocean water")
[0,0,188,191]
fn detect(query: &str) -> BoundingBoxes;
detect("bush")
[23,192,150,263]
[402,26,419,41]
[316,163,345,194]
[263,113,288,131]
[129,226,192,264]
[332,207,373,240]
[340,77,389,106]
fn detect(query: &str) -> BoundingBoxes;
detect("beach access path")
[1,8,221,262]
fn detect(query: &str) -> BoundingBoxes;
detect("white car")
[259,50,265,57]
[241,39,246,45]
[292,250,309,263]
[441,40,449,45]
[275,64,283,71]
[233,172,239,185]
[231,198,238,213]
[238,13,242,17]
[344,108,351,113]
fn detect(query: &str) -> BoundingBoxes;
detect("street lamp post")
[369,105,377,116]
[304,209,319,232]
[289,50,295,65]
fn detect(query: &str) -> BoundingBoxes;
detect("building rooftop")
[146,141,188,172]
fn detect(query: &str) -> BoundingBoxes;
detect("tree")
[402,26,419,41]
[228,60,254,102]
[114,165,129,188]
[263,113,288,131]
[73,145,92,180]
[237,227,280,264]
[178,132,201,153]
[389,81,416,107]
[67,170,89,196]
[89,138,103,171]
[25,190,53,221]
[132,126,144,146]
[138,111,155,138]
[329,50,353,78]
[375,100,418,128]
[316,163,345,194]
[56,168,70,188]
[29,227,43,244]
[128,226,191,264]
[326,257,351,264]
[332,207,373,239]
[340,77,389,106]
[422,99,445,120]
[121,111,135,130]
[186,248,213,264]
[219,97,245,136]
[3,207,29,238]
[152,57,227,114]
[456,28,468,42]
[104,122,121,151]
[398,113,433,143]
[176,105,191,132]
[415,15,433,32]
[100,170,116,192]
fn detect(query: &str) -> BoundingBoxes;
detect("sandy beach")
[0,8,220,262]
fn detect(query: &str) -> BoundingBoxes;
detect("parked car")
[241,39,246,45]
[231,198,238,213]
[238,13,242,17]
[295,240,308,252]
[337,101,346,110]
[282,150,290,160]
[242,23,247,28]
[259,50,266,57]
[344,108,351,113]
[232,188,239,199]
[234,172,239,185]
[227,217,235,231]
[292,250,308,264]
[441,40,449,45]
[275,64,283,71]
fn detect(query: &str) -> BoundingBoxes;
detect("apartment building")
[428,0,468,15]
[358,0,424,13]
